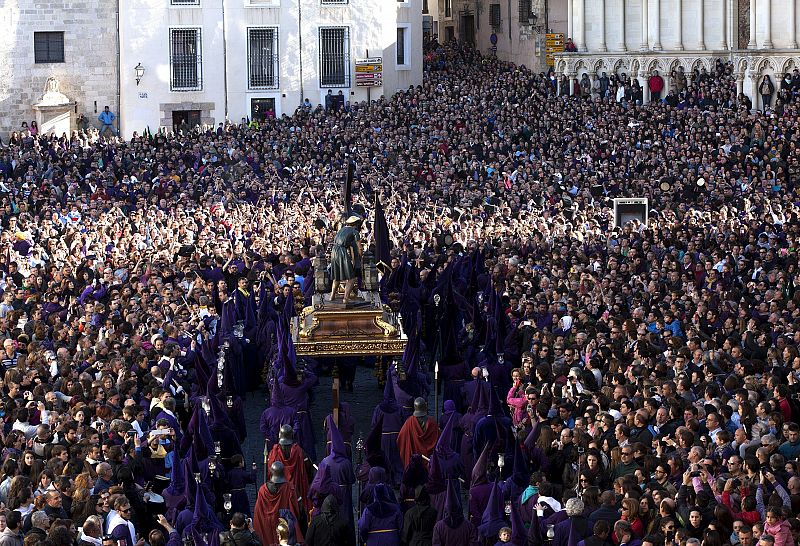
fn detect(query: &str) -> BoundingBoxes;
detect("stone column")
[599,0,608,51]
[568,0,574,43]
[716,0,726,49]
[641,0,649,49]
[727,0,735,49]
[735,72,745,96]
[697,0,705,50]
[638,70,650,103]
[748,74,760,108]
[763,0,773,47]
[618,0,627,51]
[567,72,577,95]
[653,0,662,48]
[790,0,798,48]
[576,0,587,51]
[675,0,683,50]
[748,0,756,49]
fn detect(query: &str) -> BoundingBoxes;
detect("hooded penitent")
[478,480,507,541]
[371,371,405,486]
[314,415,355,527]
[259,374,297,454]
[432,478,481,546]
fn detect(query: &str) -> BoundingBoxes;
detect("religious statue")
[329,214,363,304]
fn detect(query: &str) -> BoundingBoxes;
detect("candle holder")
[201,397,211,416]
[223,493,232,513]
[547,524,555,542]
[194,472,201,483]
[214,441,221,455]
[227,396,233,408]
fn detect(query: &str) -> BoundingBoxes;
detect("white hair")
[566,497,585,517]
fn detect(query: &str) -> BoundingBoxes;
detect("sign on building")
[355,57,383,87]
[545,33,564,67]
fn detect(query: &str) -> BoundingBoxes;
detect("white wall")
[120,0,423,138]
[0,0,119,137]
[577,0,799,54]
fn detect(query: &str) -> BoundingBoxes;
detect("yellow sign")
[356,65,382,73]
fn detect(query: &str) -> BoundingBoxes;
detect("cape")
[397,416,439,467]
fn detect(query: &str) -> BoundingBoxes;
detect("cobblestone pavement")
[241,365,385,511]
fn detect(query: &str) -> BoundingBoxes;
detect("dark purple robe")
[278,373,318,460]
[371,407,405,486]
[468,483,492,527]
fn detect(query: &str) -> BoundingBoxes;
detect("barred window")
[489,4,502,28]
[321,0,347,4]
[319,27,350,88]
[422,0,429,13]
[248,28,279,89]
[170,28,203,91]
[171,0,200,4]
[34,32,64,64]
[519,0,533,22]
[445,0,452,17]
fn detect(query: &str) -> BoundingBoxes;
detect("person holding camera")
[220,512,262,546]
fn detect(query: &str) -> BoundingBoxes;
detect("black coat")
[402,502,438,546]
[305,496,354,546]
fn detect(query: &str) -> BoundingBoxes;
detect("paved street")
[241,364,386,510]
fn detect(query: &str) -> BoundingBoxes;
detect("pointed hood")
[379,371,399,413]
[478,480,507,540]
[309,462,343,511]
[181,457,197,509]
[511,440,529,487]
[443,478,465,528]
[471,443,491,486]
[326,414,347,458]
[365,414,387,468]
[435,411,456,458]
[162,447,187,510]
[276,316,299,387]
[486,383,503,416]
[219,301,233,337]
[270,373,286,407]
[190,473,223,534]
[469,379,485,414]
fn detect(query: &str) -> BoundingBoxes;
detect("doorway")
[172,110,201,132]
[460,15,475,46]
[250,98,276,123]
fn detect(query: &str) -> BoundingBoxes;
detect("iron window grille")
[321,0,348,4]
[171,0,200,4]
[248,28,279,89]
[490,4,502,29]
[319,27,350,88]
[34,32,65,64]
[170,28,203,91]
[519,0,534,23]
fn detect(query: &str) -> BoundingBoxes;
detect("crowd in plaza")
[0,37,798,546]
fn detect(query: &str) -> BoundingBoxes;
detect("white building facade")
[554,0,800,106]
[0,0,119,137]
[119,0,423,139]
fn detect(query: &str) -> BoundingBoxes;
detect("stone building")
[0,0,119,137]
[432,0,568,70]
[119,0,423,139]
[554,0,800,107]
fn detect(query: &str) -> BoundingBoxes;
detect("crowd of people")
[0,36,796,546]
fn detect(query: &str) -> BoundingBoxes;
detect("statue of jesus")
[329,215,363,304]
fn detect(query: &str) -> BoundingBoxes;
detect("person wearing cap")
[328,215,363,304]
[397,398,440,467]
[254,462,303,546]
[267,425,312,515]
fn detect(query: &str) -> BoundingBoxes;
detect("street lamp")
[134,63,145,86]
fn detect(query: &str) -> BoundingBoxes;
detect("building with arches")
[553,0,800,107]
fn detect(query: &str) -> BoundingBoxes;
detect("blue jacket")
[98,111,116,125]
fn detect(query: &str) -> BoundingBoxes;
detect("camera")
[689,471,701,478]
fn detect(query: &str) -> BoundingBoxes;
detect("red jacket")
[648,75,664,92]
